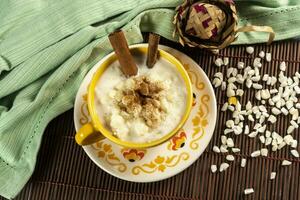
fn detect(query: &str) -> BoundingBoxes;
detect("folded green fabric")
[0,0,299,198]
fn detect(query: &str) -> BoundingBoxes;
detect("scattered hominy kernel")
[290,120,299,128]
[259,136,265,143]
[211,165,217,173]
[284,135,293,145]
[212,78,222,88]
[272,144,278,151]
[259,51,265,58]
[291,140,298,148]
[227,138,234,147]
[281,107,289,115]
[261,148,268,156]
[221,135,227,145]
[226,155,235,161]
[272,107,281,115]
[220,145,228,153]
[266,53,271,62]
[287,125,295,134]
[291,150,299,158]
[221,102,229,111]
[251,150,261,157]
[282,160,292,166]
[221,81,227,90]
[236,89,244,96]
[213,146,221,153]
[244,188,254,195]
[246,46,254,54]
[237,62,244,69]
[224,129,233,135]
[232,148,240,153]
[270,172,276,180]
[278,142,286,150]
[248,131,258,138]
[226,120,234,128]
[219,162,230,172]
[268,115,277,124]
[279,61,286,71]
[223,57,229,66]
[253,57,262,68]
[265,137,272,146]
[241,158,247,167]
[214,58,223,67]
[253,83,263,89]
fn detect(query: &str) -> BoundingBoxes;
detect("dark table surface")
[2,39,300,200]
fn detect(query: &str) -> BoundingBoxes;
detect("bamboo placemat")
[2,39,300,200]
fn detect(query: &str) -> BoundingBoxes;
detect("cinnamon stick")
[146,33,160,68]
[109,30,138,76]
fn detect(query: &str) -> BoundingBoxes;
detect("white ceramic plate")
[74,44,217,182]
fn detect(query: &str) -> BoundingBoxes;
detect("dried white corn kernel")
[244,188,254,195]
[281,107,289,115]
[265,137,272,146]
[278,142,286,150]
[248,131,258,138]
[261,148,268,156]
[213,146,221,153]
[282,160,292,166]
[253,83,263,89]
[259,51,265,58]
[226,155,235,161]
[226,120,234,128]
[224,129,233,135]
[237,62,244,69]
[287,125,295,134]
[280,61,286,71]
[283,135,293,145]
[221,81,227,90]
[261,89,270,99]
[221,103,228,111]
[223,57,229,65]
[232,148,240,153]
[270,172,276,180]
[291,150,299,158]
[268,115,277,124]
[266,53,271,62]
[214,72,223,79]
[272,107,281,115]
[244,125,249,135]
[259,136,265,143]
[219,162,230,172]
[227,138,234,147]
[214,58,223,67]
[211,165,217,173]
[272,144,278,151]
[291,120,299,128]
[221,135,227,145]
[253,57,262,68]
[291,140,298,148]
[212,78,222,88]
[241,158,247,167]
[236,89,244,96]
[246,46,254,54]
[251,150,261,157]
[220,145,228,153]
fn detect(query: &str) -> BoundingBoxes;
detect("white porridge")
[95,57,187,143]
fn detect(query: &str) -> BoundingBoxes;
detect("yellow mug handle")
[75,123,105,145]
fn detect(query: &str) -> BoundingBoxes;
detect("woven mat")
[2,39,300,200]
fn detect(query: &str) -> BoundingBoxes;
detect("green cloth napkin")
[0,0,299,198]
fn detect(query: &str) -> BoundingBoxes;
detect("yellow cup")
[75,47,193,148]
